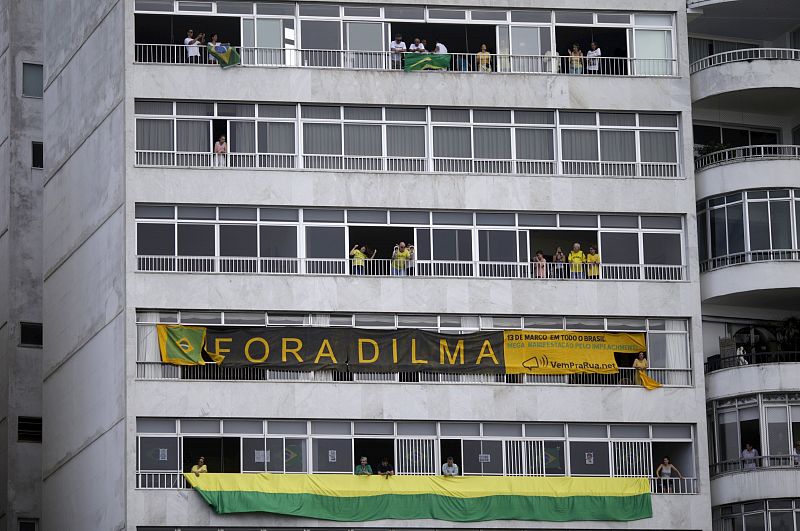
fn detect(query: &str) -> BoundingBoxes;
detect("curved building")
[689,1,800,529]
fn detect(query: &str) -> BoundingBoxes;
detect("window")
[18,520,38,531]
[18,417,42,443]
[20,322,43,347]
[22,63,43,98]
[31,142,43,169]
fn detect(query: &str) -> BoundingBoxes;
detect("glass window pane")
[391,210,429,224]
[285,438,308,472]
[640,114,678,128]
[440,422,480,436]
[242,438,266,472]
[261,208,299,221]
[259,104,297,118]
[484,423,522,437]
[258,2,295,15]
[510,10,550,23]
[139,437,179,470]
[303,123,342,154]
[136,119,174,151]
[136,205,174,219]
[555,11,593,23]
[387,125,425,157]
[176,120,210,152]
[306,226,345,258]
[137,224,175,255]
[748,202,770,250]
[258,122,295,154]
[515,129,554,160]
[600,233,639,264]
[312,439,353,472]
[473,109,512,123]
[569,441,610,475]
[725,204,744,254]
[743,513,766,531]
[219,207,257,221]
[304,209,344,222]
[643,233,682,265]
[601,215,638,228]
[476,212,515,226]
[311,421,352,434]
[347,210,387,224]
[177,224,215,256]
[433,127,472,158]
[268,438,286,472]
[384,6,424,19]
[562,130,599,161]
[299,3,339,16]
[344,106,382,120]
[641,216,682,229]
[268,421,308,434]
[220,225,257,257]
[770,201,792,249]
[516,111,555,125]
[431,108,470,123]
[559,214,597,227]
[344,124,381,156]
[176,102,214,116]
[396,421,437,435]
[432,212,472,225]
[569,424,607,438]
[354,422,394,435]
[769,512,793,531]
[600,130,636,162]
[478,230,517,262]
[525,423,564,437]
[472,9,507,21]
[22,63,43,97]
[710,208,727,257]
[386,107,426,121]
[137,418,176,433]
[299,18,342,51]
[560,112,596,126]
[474,128,512,159]
[518,213,556,227]
[433,229,472,260]
[178,206,215,220]
[640,131,677,162]
[217,103,255,117]
[635,13,673,26]
[428,8,466,19]
[599,113,636,126]
[766,407,790,455]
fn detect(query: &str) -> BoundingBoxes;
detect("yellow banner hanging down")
[502,330,647,375]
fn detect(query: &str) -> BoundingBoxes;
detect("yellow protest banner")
[502,330,646,375]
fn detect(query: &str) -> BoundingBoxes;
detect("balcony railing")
[135,256,687,281]
[699,250,800,273]
[710,454,800,477]
[704,351,800,374]
[690,48,800,74]
[134,150,680,178]
[134,44,677,76]
[136,362,693,386]
[694,144,800,172]
[136,472,697,494]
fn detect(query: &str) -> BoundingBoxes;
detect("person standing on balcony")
[390,34,406,70]
[553,247,567,279]
[533,250,548,278]
[632,352,649,385]
[434,40,448,55]
[184,29,205,63]
[655,456,683,493]
[410,38,426,53]
[214,135,228,167]
[442,456,460,476]
[568,242,586,279]
[355,456,373,475]
[191,456,207,477]
[586,245,600,279]
[350,244,376,275]
[567,43,584,74]
[391,242,412,276]
[586,42,601,74]
[207,33,220,64]
[792,441,800,466]
[741,443,759,470]
[476,43,492,72]
[376,457,395,478]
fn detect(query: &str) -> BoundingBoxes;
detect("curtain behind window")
[230,121,256,153]
[515,128,554,160]
[136,119,174,150]
[344,124,381,156]
[433,127,472,158]
[473,128,511,159]
[640,131,677,162]
[561,130,598,160]
[600,130,636,161]
[387,125,425,157]
[303,123,342,154]
[176,120,210,151]
[258,122,295,153]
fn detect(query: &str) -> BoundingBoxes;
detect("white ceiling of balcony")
[688,0,800,41]
[694,88,800,119]
[705,287,800,311]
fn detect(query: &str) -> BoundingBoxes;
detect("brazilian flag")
[207,43,241,69]
[404,53,451,71]
[158,325,207,365]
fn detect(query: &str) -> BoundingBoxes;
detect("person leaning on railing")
[586,245,600,279]
[568,243,586,279]
[632,352,649,385]
[476,44,492,72]
[191,456,207,477]
[350,243,376,275]
[793,440,800,466]
[655,456,683,493]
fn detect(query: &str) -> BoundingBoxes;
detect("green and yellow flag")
[207,43,241,69]
[404,53,451,71]
[157,325,207,365]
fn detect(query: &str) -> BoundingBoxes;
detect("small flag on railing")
[404,53,451,71]
[207,43,241,69]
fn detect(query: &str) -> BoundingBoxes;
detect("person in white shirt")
[441,456,459,476]
[389,34,406,69]
[409,38,425,53]
[792,440,800,466]
[184,29,205,62]
[434,40,448,54]
[586,41,602,74]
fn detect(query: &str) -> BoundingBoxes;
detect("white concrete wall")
[700,262,800,303]
[711,468,800,506]
[41,0,127,529]
[695,159,800,200]
[691,60,800,103]
[705,363,800,400]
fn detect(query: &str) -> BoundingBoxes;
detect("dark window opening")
[390,22,497,56]
[182,436,241,473]
[18,520,38,531]
[135,13,242,46]
[353,438,395,473]
[439,439,463,475]
[347,225,414,275]
[20,322,43,347]
[555,27,628,74]
[18,417,42,443]
[31,142,43,169]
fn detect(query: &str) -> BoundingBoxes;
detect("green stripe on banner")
[191,491,652,522]
[185,474,652,522]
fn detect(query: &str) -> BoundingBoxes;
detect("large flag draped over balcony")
[184,473,652,522]
[157,325,650,376]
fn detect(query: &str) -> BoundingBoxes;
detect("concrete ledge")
[691,59,800,103]
[695,159,800,201]
[710,468,800,506]
[705,362,800,400]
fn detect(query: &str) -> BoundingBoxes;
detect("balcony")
[135,44,677,77]
[704,351,800,374]
[136,362,693,387]
[136,256,687,282]
[690,48,800,75]
[700,250,800,274]
[710,455,800,477]
[694,144,800,173]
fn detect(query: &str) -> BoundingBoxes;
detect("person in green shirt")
[568,242,586,279]
[354,456,372,475]
[391,242,413,276]
[350,243,376,275]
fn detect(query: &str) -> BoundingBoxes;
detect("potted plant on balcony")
[775,316,800,358]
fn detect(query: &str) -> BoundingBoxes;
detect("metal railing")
[136,471,696,494]
[694,145,800,172]
[710,454,800,477]
[699,250,800,273]
[136,362,692,387]
[135,149,679,178]
[134,44,677,76]
[136,256,687,281]
[704,351,800,374]
[690,48,800,74]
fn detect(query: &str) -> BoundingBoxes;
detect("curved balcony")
[704,353,800,399]
[690,48,800,102]
[699,252,800,309]
[694,145,800,173]
[705,351,800,374]
[709,463,800,506]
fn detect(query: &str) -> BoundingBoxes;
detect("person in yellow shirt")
[567,242,586,279]
[191,456,208,477]
[391,242,413,276]
[350,243,376,275]
[586,245,600,279]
